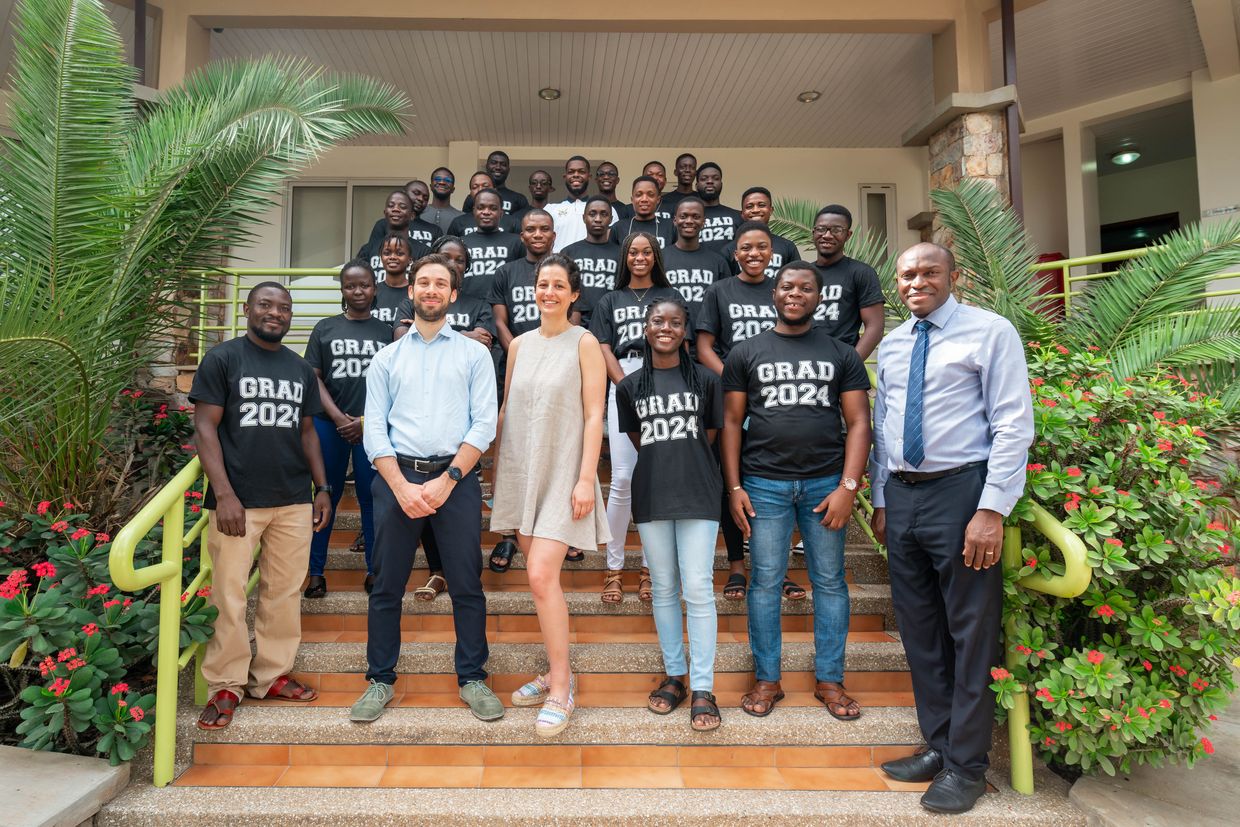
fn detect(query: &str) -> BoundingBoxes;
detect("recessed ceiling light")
[538,87,561,101]
[1110,146,1141,165]
[797,90,822,104]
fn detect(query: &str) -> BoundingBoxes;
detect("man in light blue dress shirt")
[350,255,502,724]
[869,243,1034,814]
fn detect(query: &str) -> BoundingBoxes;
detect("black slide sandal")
[723,572,747,600]
[489,538,518,573]
[647,676,688,715]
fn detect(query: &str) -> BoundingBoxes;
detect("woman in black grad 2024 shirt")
[616,296,724,732]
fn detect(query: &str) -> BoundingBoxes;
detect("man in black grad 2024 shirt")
[811,204,885,359]
[189,282,333,730]
[562,195,620,329]
[460,189,525,301]
[721,263,872,722]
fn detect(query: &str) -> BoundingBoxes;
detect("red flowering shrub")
[0,391,211,764]
[993,345,1239,776]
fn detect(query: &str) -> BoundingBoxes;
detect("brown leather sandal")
[740,679,784,717]
[601,570,624,603]
[414,573,447,601]
[638,567,653,602]
[196,690,240,730]
[260,675,318,702]
[815,680,862,721]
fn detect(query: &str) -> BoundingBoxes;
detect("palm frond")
[844,230,909,325]
[930,179,1057,344]
[1106,305,1240,379]
[1185,360,1240,415]
[1063,219,1240,353]
[768,198,821,251]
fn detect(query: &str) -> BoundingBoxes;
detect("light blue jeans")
[636,518,719,692]
[745,474,849,684]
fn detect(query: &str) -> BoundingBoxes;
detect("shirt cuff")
[977,486,1020,517]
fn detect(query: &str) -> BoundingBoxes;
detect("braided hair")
[633,295,703,403]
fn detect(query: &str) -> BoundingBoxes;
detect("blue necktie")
[903,320,932,468]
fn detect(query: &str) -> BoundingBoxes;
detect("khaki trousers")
[203,504,312,698]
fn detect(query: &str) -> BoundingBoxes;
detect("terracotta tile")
[193,744,289,766]
[678,766,788,789]
[678,746,774,767]
[174,764,287,787]
[882,776,933,791]
[844,672,914,691]
[777,767,890,791]
[851,615,884,631]
[396,692,464,707]
[483,745,582,766]
[582,765,683,788]
[774,746,872,768]
[334,631,369,643]
[419,616,456,631]
[497,615,541,632]
[400,674,461,693]
[250,691,359,708]
[481,766,581,788]
[402,631,455,643]
[317,673,369,692]
[388,745,485,766]
[578,674,661,692]
[379,765,484,788]
[580,746,678,767]
[289,744,388,765]
[870,745,921,765]
[298,630,342,643]
[573,691,649,708]
[276,765,385,787]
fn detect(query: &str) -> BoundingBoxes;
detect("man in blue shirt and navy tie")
[870,243,1034,814]
[352,254,503,723]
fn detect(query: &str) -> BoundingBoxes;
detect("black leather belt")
[396,454,454,474]
[893,461,986,485]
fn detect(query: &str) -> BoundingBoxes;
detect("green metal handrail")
[108,456,261,787]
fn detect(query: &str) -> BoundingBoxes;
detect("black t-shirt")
[589,286,681,358]
[721,327,870,480]
[462,230,525,301]
[447,213,522,237]
[371,280,409,326]
[488,257,541,340]
[562,238,621,321]
[700,204,743,252]
[609,215,677,250]
[463,186,530,216]
[616,200,672,222]
[810,256,885,345]
[724,233,802,279]
[616,365,724,523]
[695,276,777,360]
[303,314,392,417]
[189,337,324,509]
[356,236,430,282]
[659,190,694,213]
[661,245,729,336]
[394,296,496,337]
[367,217,443,250]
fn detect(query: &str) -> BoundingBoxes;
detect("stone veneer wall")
[927,110,1010,245]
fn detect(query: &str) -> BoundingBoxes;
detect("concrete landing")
[1070,697,1238,826]
[1,744,130,827]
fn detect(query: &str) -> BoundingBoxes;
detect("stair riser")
[311,568,840,590]
[299,613,887,633]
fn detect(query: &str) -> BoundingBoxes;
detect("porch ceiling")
[208,29,936,148]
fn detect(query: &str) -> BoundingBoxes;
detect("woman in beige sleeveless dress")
[490,253,609,736]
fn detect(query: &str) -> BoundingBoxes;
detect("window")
[858,184,897,254]
[286,181,406,267]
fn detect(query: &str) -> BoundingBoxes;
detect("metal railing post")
[1003,525,1035,795]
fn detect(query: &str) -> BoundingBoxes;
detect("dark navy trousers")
[366,466,488,686]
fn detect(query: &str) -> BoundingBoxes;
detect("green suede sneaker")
[460,680,504,721]
[349,679,395,722]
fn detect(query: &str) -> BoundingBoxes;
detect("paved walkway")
[1070,695,1238,826]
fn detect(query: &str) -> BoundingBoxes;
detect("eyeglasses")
[812,226,849,237]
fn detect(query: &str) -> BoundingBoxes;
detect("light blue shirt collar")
[913,294,959,330]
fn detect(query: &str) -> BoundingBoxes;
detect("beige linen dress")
[490,325,611,548]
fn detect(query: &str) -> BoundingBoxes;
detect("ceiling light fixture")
[1110,146,1141,166]
[796,90,822,104]
[538,87,561,101]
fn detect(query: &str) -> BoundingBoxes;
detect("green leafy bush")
[0,393,211,764]
[993,344,1239,775]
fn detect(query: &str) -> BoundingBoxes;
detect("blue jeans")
[636,519,719,692]
[745,474,849,683]
[309,416,376,577]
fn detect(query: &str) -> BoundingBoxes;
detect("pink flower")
[1043,736,1056,746]
[1207,522,1225,531]
[1153,411,1166,420]
[1031,377,1045,387]
[1136,707,1150,718]
[110,682,129,695]
[1202,737,1215,755]
[1026,558,1038,569]
[196,586,212,598]
[130,706,145,722]
[1158,699,1171,709]
[38,656,55,677]
[69,528,91,541]
[1095,604,1116,619]
[990,667,1011,681]
[1040,399,1058,408]
[49,521,69,533]
[1090,487,1103,495]
[86,584,109,597]
[1026,463,1046,472]
[1065,467,1082,477]
[1156,439,1173,451]
[49,678,70,697]
[1117,490,1130,497]
[1104,538,1123,547]
[1086,650,1105,665]
[95,532,110,543]
[36,501,51,515]
[31,561,56,579]
[81,623,98,636]
[1035,687,1055,703]
[102,598,121,609]
[1169,664,1188,676]
[1055,345,1070,355]
[1055,720,1072,732]
[57,647,77,662]
[1015,644,1033,655]
[1143,660,1153,671]
[189,505,201,513]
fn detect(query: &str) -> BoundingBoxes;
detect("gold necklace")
[630,285,651,303]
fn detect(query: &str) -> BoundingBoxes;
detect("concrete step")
[311,566,846,592]
[285,639,909,677]
[321,545,891,584]
[295,585,894,620]
[101,776,1085,825]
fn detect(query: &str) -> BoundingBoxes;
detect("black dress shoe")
[880,747,943,782]
[920,769,986,814]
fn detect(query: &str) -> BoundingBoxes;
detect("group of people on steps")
[189,149,1034,815]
